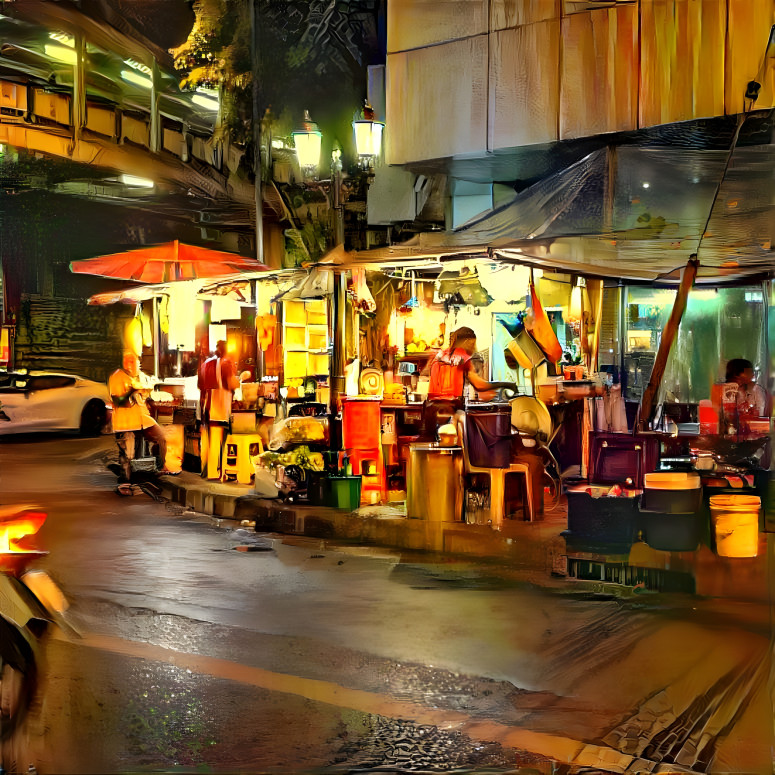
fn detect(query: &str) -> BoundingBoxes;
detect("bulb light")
[119,174,154,188]
[353,119,384,157]
[292,129,322,170]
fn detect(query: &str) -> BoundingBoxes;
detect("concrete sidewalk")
[153,469,774,614]
[155,470,568,566]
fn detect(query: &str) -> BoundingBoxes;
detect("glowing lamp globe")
[292,110,323,172]
[352,119,384,158]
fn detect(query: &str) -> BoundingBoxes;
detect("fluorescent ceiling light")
[48,32,74,47]
[121,69,152,89]
[119,174,154,188]
[192,94,219,111]
[124,58,152,76]
[45,44,77,64]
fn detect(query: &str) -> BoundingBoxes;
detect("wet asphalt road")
[0,435,772,774]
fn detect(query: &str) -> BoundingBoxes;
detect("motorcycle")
[0,504,75,747]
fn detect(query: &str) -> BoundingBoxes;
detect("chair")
[455,412,536,526]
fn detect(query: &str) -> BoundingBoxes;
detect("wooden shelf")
[282,299,330,381]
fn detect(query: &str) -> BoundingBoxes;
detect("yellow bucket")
[709,494,760,558]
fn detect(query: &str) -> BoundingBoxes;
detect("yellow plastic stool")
[222,434,264,484]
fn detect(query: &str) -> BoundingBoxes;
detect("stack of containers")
[638,472,703,551]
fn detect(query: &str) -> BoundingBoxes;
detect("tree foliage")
[172,0,383,149]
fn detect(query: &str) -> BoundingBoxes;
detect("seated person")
[725,358,770,419]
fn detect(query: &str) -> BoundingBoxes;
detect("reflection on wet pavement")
[0,437,771,774]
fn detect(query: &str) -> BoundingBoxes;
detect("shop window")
[623,285,766,404]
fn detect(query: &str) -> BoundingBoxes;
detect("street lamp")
[352,102,384,168]
[292,109,322,177]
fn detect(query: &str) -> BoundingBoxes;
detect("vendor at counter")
[425,326,545,515]
[421,327,507,438]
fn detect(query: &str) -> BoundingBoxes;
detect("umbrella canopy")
[71,240,268,283]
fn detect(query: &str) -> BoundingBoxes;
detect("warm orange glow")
[710,495,760,558]
[0,511,47,553]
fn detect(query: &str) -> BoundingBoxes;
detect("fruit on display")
[405,337,429,353]
[259,445,325,471]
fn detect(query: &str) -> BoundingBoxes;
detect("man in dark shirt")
[197,340,239,479]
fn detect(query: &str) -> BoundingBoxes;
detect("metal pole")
[150,59,160,153]
[330,269,347,413]
[329,147,347,446]
[152,296,161,379]
[251,0,264,265]
[72,32,85,144]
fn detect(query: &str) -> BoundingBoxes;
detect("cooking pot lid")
[509,396,553,439]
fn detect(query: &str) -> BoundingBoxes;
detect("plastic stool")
[347,447,385,503]
[222,434,264,484]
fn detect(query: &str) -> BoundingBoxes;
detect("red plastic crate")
[342,398,382,450]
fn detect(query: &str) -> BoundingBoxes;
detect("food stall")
[319,258,614,518]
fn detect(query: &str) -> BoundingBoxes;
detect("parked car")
[0,371,110,436]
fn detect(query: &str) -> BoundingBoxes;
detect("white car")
[0,371,111,436]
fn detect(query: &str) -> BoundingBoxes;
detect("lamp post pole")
[330,148,346,448]
[251,0,264,265]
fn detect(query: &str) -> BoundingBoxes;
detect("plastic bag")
[268,415,329,450]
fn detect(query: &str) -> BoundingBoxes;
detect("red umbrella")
[70,240,269,283]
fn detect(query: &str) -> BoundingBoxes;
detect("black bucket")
[466,404,512,468]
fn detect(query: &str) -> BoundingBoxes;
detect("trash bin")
[407,443,463,521]
[465,403,512,468]
[328,476,362,511]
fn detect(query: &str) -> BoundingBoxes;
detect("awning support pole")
[330,269,347,450]
[637,256,699,431]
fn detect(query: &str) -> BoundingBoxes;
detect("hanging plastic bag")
[351,268,376,313]
[298,268,333,298]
